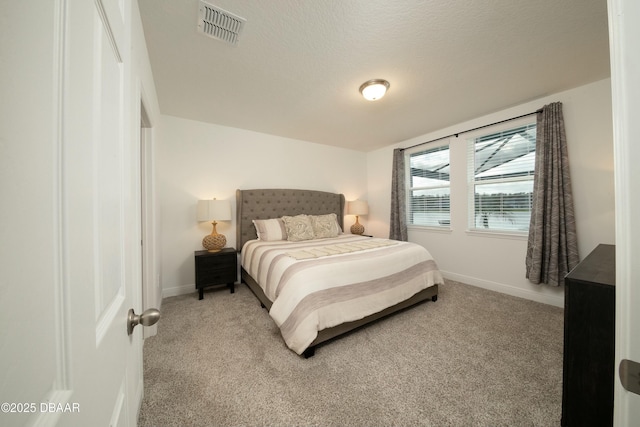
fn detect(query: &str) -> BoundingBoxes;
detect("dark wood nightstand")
[194,248,237,300]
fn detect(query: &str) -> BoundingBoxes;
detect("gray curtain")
[389,148,408,241]
[526,102,579,286]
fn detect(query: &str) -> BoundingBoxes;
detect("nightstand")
[194,248,237,300]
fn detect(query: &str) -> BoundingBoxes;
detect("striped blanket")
[286,239,398,259]
[241,235,444,354]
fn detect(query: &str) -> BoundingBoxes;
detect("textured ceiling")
[138,0,610,152]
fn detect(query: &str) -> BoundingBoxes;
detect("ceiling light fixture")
[359,79,390,101]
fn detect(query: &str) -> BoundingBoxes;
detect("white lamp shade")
[197,199,231,222]
[347,200,369,216]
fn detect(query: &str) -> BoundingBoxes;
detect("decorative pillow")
[253,218,287,241]
[309,213,341,239]
[282,215,315,242]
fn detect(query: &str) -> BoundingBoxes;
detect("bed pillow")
[253,218,287,241]
[282,215,315,242]
[309,213,341,239]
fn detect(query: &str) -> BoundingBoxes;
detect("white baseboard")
[162,283,196,299]
[441,271,565,308]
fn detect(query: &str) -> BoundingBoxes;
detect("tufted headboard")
[236,188,345,251]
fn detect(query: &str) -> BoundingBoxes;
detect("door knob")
[127,308,160,335]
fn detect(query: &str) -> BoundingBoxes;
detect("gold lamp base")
[350,216,365,235]
[202,221,226,252]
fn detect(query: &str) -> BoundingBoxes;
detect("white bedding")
[241,234,444,354]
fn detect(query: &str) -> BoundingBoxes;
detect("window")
[407,143,450,227]
[467,123,536,232]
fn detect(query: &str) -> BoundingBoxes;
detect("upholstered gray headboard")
[236,189,345,251]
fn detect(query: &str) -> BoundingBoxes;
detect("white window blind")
[407,144,450,227]
[467,123,536,232]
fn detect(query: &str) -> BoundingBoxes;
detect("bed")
[236,188,443,357]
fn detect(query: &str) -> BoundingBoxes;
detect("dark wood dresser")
[561,244,615,426]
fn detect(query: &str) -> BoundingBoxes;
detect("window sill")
[465,229,528,240]
[408,225,452,234]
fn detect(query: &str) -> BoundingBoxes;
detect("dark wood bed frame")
[236,188,438,357]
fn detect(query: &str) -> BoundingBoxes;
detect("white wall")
[366,79,615,306]
[156,115,367,296]
[156,79,614,305]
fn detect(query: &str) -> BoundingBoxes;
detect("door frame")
[139,93,161,339]
[609,0,640,425]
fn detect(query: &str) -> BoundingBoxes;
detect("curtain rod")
[401,109,542,151]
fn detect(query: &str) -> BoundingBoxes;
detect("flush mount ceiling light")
[359,79,390,101]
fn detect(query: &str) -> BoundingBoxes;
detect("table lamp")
[197,198,231,252]
[347,200,368,235]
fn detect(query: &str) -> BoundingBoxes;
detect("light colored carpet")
[138,279,563,426]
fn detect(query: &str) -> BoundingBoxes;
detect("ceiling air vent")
[197,1,246,45]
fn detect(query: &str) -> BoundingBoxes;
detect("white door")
[0,1,148,426]
[609,0,640,425]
